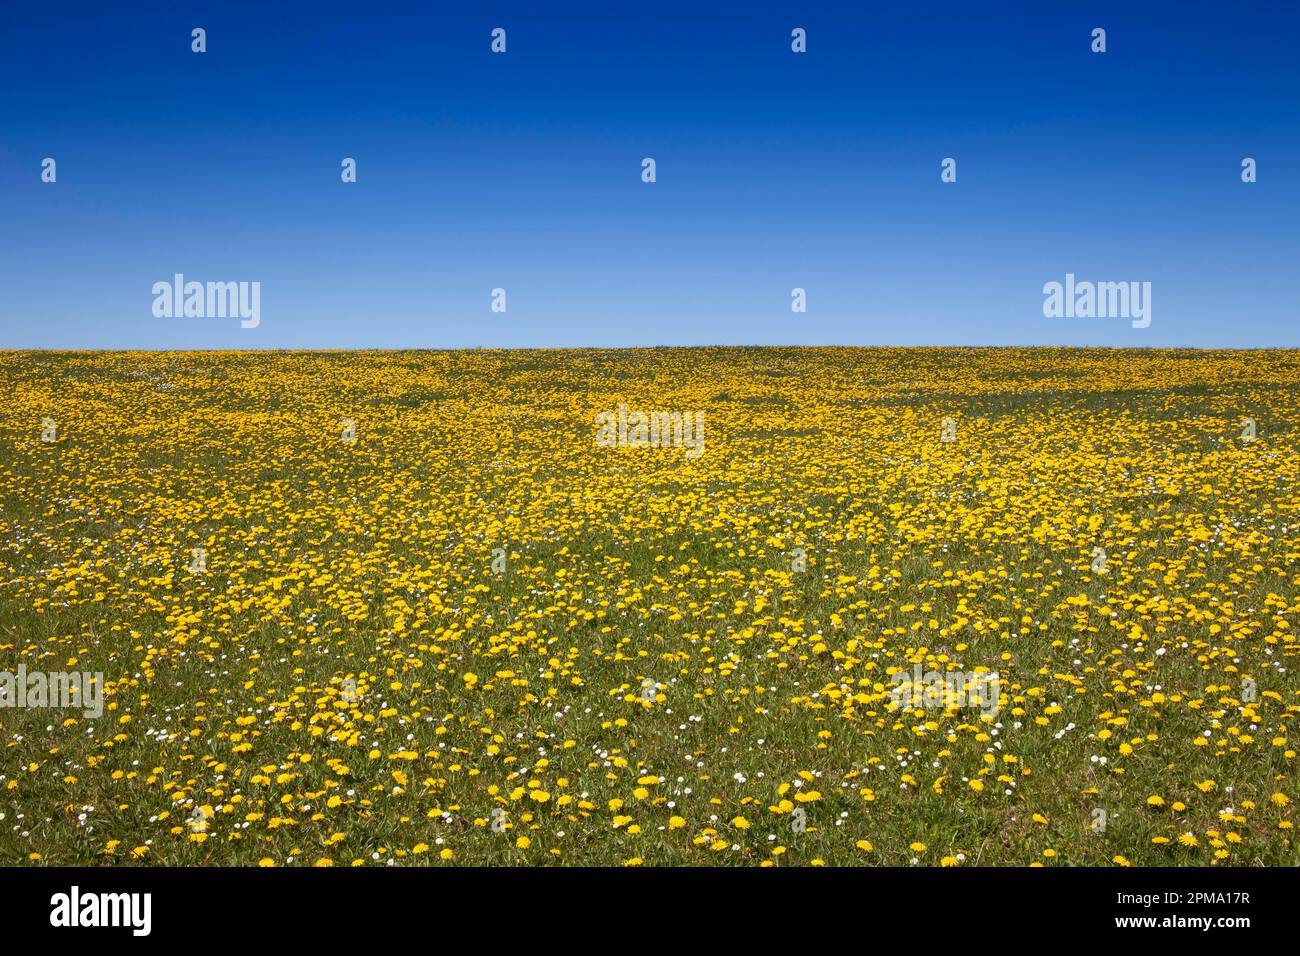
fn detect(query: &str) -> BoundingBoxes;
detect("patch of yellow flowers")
[0,347,1296,865]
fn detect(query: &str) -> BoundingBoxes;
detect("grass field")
[1,347,1297,866]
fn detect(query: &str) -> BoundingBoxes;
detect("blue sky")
[1,0,1296,349]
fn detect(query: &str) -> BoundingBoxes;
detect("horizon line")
[4,344,1300,355]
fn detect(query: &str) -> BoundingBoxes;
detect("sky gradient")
[2,0,1296,349]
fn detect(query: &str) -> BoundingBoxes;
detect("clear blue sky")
[2,0,1296,349]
